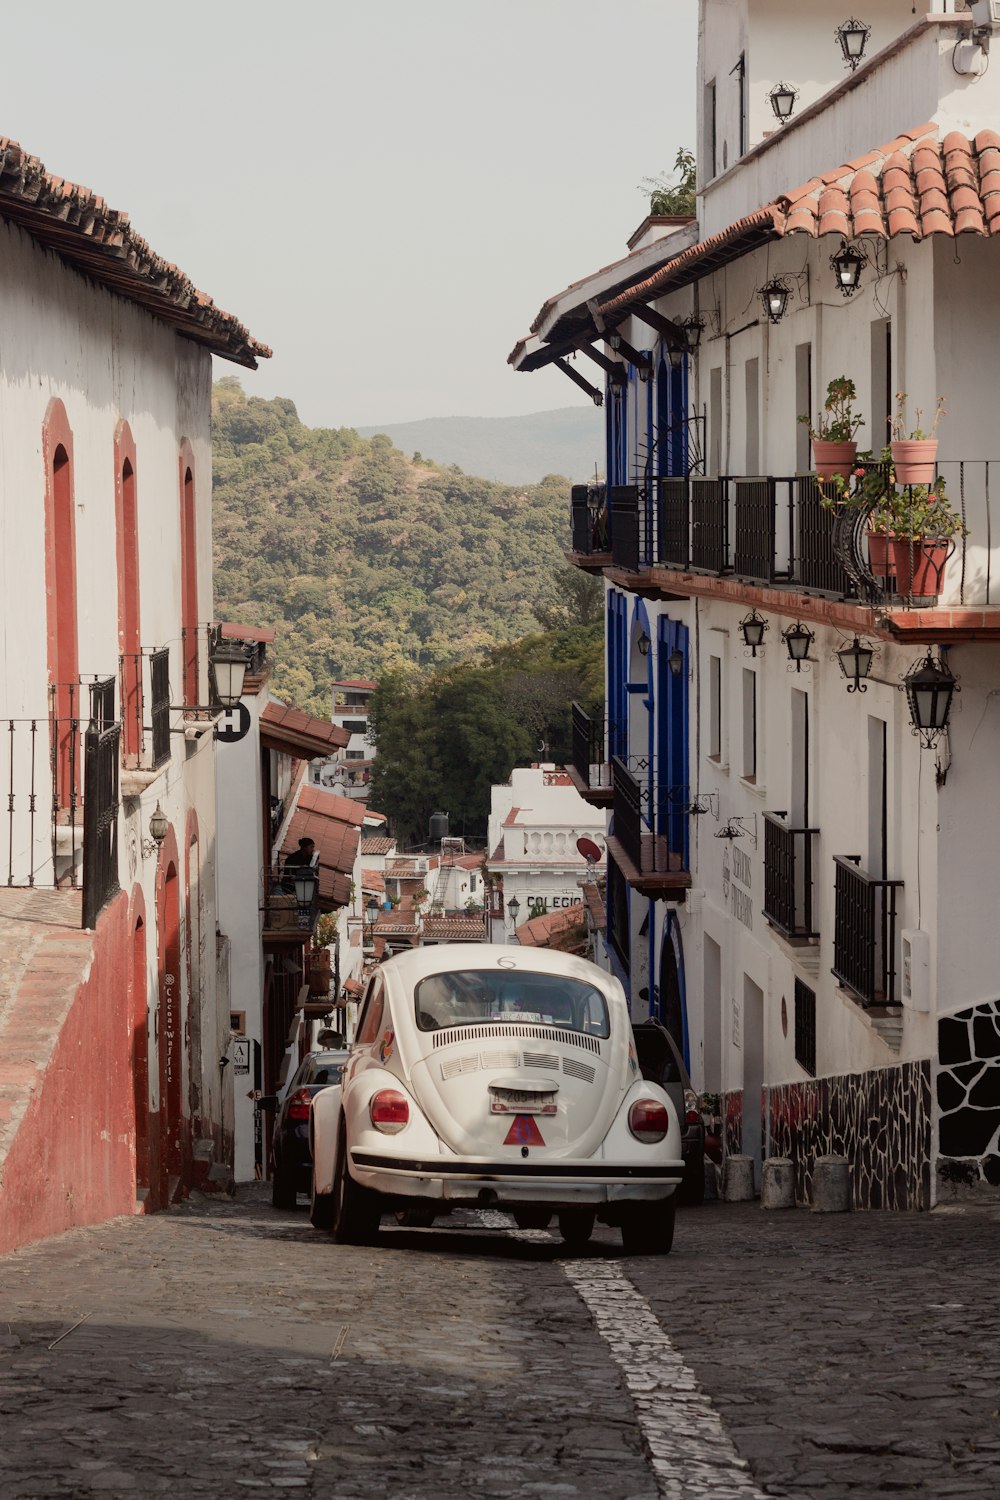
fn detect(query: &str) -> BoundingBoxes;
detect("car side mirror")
[254,1095,279,1111]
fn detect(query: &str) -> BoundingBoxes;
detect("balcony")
[592,462,1000,616]
[605,756,691,900]
[261,855,320,943]
[569,483,610,570]
[119,646,171,788]
[762,813,819,942]
[1,676,120,928]
[832,855,903,1009]
[567,702,616,808]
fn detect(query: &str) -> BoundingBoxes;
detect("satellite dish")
[576,837,602,866]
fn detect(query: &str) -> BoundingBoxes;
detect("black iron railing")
[832,855,903,1007]
[262,855,321,935]
[607,852,630,974]
[572,461,1000,609]
[570,483,608,556]
[611,757,689,876]
[762,813,819,940]
[571,702,611,791]
[2,677,119,917]
[120,647,172,771]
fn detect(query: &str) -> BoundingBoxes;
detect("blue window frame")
[656,615,691,868]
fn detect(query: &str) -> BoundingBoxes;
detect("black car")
[631,1021,706,1204]
[260,1050,349,1209]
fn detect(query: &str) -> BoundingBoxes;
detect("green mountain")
[211,380,583,716]
[356,406,604,486]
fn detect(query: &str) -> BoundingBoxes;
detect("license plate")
[490,1089,557,1115]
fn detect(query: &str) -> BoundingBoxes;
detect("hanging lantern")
[682,314,704,352]
[782,620,815,670]
[904,650,958,747]
[739,609,768,656]
[835,18,872,72]
[637,631,652,657]
[837,636,875,692]
[759,277,791,324]
[668,648,685,677]
[768,81,799,124]
[830,239,867,297]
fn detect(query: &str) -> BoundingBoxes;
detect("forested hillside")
[211,380,579,715]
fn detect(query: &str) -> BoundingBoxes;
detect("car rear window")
[415,969,610,1038]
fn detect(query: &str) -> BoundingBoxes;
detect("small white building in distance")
[486,765,606,943]
[311,678,377,799]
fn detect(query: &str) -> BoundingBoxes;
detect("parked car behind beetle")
[258,1049,349,1209]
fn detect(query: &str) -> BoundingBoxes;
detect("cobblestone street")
[1,1188,999,1499]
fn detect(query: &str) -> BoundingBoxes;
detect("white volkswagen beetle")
[310,944,682,1254]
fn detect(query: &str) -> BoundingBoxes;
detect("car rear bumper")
[350,1149,682,1205]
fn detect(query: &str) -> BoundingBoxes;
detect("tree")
[639,147,696,216]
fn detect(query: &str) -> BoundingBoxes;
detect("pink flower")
[853,467,865,478]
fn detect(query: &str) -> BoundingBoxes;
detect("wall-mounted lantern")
[682,315,704,352]
[830,239,868,297]
[209,639,249,708]
[141,801,169,857]
[758,277,791,324]
[835,17,872,72]
[782,620,815,670]
[507,894,521,924]
[768,81,799,124]
[668,647,685,677]
[837,636,875,692]
[637,631,652,658]
[739,608,768,656]
[904,650,958,748]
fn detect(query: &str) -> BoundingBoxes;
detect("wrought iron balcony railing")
[570,702,624,794]
[570,483,609,556]
[2,676,120,927]
[261,855,321,936]
[611,757,690,878]
[119,647,171,772]
[575,461,1000,609]
[832,855,903,1008]
[762,812,819,940]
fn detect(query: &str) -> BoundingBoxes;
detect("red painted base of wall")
[0,891,136,1256]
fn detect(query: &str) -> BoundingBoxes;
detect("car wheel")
[620,1197,676,1256]
[309,1172,335,1230]
[271,1158,297,1211]
[331,1120,381,1245]
[513,1208,552,1231]
[557,1208,595,1251]
[678,1148,706,1207]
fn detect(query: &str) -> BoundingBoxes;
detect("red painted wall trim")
[115,420,142,761]
[178,439,198,707]
[42,399,80,805]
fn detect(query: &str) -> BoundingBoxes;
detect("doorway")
[157,863,183,1204]
[742,974,765,1189]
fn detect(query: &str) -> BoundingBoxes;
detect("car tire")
[678,1148,706,1207]
[513,1208,552,1231]
[309,1174,335,1230]
[331,1120,381,1245]
[557,1208,595,1251]
[620,1197,676,1256]
[271,1159,297,1211]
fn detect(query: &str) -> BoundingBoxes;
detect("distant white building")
[486,766,606,943]
[311,678,377,799]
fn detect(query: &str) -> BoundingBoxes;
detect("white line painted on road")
[561,1260,766,1500]
[472,1213,765,1500]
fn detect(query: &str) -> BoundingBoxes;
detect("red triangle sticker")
[503,1114,545,1147]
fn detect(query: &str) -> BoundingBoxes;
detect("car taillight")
[628,1098,670,1144]
[287,1088,313,1121]
[370,1089,409,1135]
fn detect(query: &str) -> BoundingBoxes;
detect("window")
[744,358,759,474]
[742,668,757,782]
[355,980,384,1045]
[704,79,717,179]
[794,979,817,1076]
[341,719,368,735]
[795,345,812,471]
[179,453,199,706]
[346,749,365,761]
[230,1011,246,1034]
[414,969,610,1037]
[709,367,723,475]
[708,654,723,761]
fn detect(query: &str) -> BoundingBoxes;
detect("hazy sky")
[7,1,697,428]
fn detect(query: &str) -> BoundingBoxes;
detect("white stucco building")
[486,765,607,943]
[511,1,1000,1209]
[311,677,377,799]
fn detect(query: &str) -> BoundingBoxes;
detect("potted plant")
[890,392,945,483]
[868,476,965,596]
[799,376,865,480]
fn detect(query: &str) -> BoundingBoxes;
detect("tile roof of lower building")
[600,125,1000,318]
[281,789,364,911]
[421,916,487,942]
[261,702,350,759]
[360,836,395,855]
[0,136,270,368]
[515,905,588,954]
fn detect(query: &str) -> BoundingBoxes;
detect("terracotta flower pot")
[811,439,858,481]
[889,538,950,598]
[890,439,938,485]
